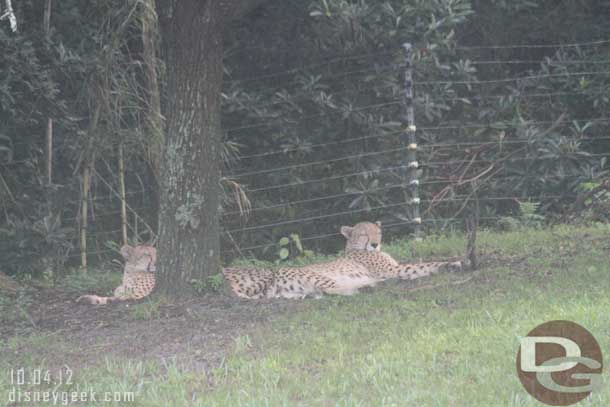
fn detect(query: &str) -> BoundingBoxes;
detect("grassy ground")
[1,223,609,406]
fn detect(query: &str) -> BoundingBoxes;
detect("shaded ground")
[2,286,314,373]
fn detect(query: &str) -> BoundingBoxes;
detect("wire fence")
[3,38,610,271]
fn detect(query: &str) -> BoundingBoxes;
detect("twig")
[225,230,245,258]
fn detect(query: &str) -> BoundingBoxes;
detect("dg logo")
[516,320,603,406]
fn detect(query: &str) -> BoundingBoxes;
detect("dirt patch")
[2,287,310,373]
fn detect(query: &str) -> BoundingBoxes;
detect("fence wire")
[3,38,610,270]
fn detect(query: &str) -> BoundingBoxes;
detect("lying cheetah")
[340,222,463,281]
[76,223,463,303]
[223,221,464,299]
[76,245,156,305]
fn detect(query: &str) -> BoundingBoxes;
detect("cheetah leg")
[278,290,307,299]
[321,286,359,296]
[76,295,118,305]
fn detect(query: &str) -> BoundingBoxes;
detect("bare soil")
[2,287,309,373]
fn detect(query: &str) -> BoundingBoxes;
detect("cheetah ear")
[375,221,382,227]
[120,245,134,260]
[340,226,353,239]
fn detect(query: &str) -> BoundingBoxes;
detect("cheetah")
[223,221,464,299]
[339,222,463,281]
[76,223,463,303]
[76,245,156,305]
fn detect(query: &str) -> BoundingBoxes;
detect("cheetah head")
[340,221,382,252]
[121,245,157,273]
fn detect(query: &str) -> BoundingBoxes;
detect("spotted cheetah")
[76,245,156,305]
[340,222,463,281]
[76,223,463,303]
[223,221,464,299]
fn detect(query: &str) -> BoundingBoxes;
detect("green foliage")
[518,201,545,228]
[222,0,476,252]
[60,269,122,294]
[576,180,610,222]
[2,0,610,272]
[272,233,314,263]
[0,0,158,277]
[191,273,225,294]
[0,213,75,278]
[221,0,610,256]
[496,200,545,231]
[130,296,168,320]
[496,216,521,232]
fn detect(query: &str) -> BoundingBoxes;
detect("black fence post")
[401,43,421,239]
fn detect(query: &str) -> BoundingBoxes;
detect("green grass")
[2,223,610,406]
[129,296,170,320]
[60,268,123,294]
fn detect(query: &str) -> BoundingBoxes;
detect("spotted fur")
[341,223,463,280]
[223,221,464,299]
[76,223,463,303]
[76,245,156,305]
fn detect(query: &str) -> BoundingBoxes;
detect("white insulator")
[411,198,421,204]
[409,179,419,186]
[413,217,422,224]
[408,161,419,169]
[408,143,418,150]
[408,125,417,132]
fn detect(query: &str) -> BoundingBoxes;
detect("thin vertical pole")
[45,119,53,185]
[44,0,53,185]
[402,43,421,239]
[80,165,90,272]
[118,144,128,246]
[43,0,52,33]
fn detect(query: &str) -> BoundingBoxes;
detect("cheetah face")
[121,245,157,273]
[340,221,382,252]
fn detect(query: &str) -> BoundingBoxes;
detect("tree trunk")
[141,0,163,183]
[155,0,224,296]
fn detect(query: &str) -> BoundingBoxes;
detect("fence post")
[401,43,421,239]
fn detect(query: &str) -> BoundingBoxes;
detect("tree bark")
[141,0,163,183]
[218,0,269,22]
[155,0,224,296]
[155,0,271,297]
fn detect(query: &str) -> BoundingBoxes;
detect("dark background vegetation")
[1,0,609,278]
